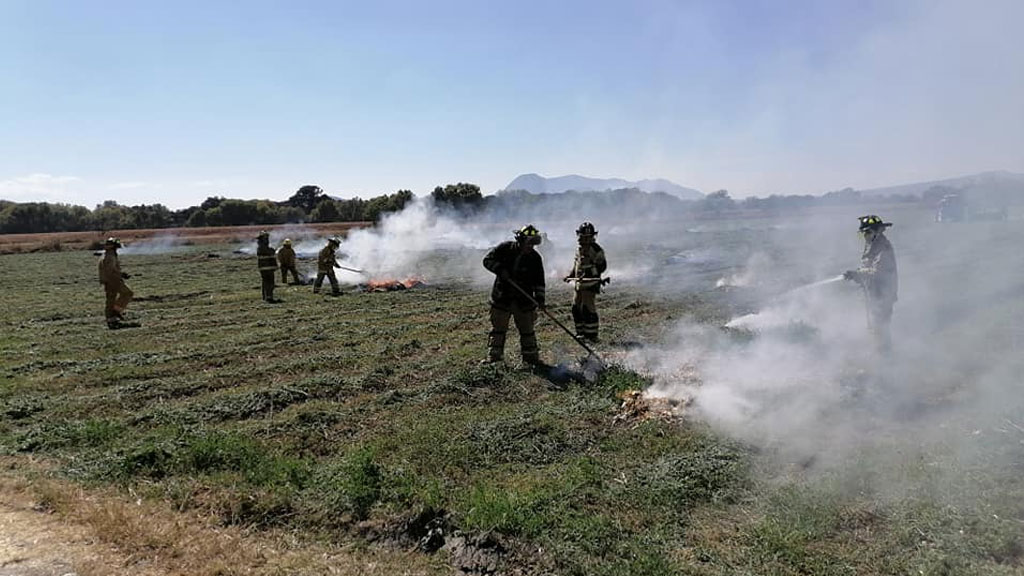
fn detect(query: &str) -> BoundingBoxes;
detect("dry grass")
[0,459,445,576]
[0,222,370,254]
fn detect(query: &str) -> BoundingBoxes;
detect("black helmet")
[328,236,341,246]
[576,221,597,236]
[256,230,270,241]
[514,224,542,245]
[857,215,892,232]
[104,237,122,248]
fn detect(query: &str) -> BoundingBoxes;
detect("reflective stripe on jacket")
[317,246,338,273]
[858,233,898,304]
[257,245,278,271]
[571,242,607,292]
[483,241,546,309]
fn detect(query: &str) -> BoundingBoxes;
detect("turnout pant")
[313,269,340,295]
[260,270,276,301]
[572,289,600,341]
[867,299,894,356]
[281,265,301,284]
[104,280,133,322]
[488,303,539,363]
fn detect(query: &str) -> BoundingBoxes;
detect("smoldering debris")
[357,278,428,292]
[614,389,689,426]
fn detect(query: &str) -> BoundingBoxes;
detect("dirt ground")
[0,487,151,576]
[0,472,445,576]
[0,222,370,254]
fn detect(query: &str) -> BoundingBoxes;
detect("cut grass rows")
[2,248,1023,575]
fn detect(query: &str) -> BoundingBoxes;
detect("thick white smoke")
[118,232,187,255]
[624,207,1024,494]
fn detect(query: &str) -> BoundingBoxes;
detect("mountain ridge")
[504,173,703,200]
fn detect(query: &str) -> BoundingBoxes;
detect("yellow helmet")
[282,238,292,246]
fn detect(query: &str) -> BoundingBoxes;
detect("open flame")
[361,277,427,292]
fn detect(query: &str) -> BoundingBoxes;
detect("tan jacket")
[98,251,122,285]
[571,242,607,292]
[277,245,297,267]
[317,245,338,273]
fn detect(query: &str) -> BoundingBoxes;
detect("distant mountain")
[504,173,703,200]
[859,170,1024,200]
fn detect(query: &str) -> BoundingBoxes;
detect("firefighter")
[97,237,134,328]
[844,215,898,354]
[313,237,342,296]
[564,221,607,342]
[277,238,302,284]
[482,224,546,365]
[256,231,279,302]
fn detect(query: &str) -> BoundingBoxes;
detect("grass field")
[1,234,1023,575]
[0,222,369,254]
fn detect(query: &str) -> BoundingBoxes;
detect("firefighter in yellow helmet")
[97,237,134,328]
[482,225,546,365]
[565,221,607,342]
[844,215,898,354]
[277,238,302,284]
[256,231,279,302]
[313,237,342,296]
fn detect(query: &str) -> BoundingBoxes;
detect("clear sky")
[2,0,1022,209]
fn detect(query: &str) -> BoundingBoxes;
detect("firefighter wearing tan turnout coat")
[314,237,342,296]
[483,225,546,365]
[565,221,607,342]
[277,239,301,284]
[98,237,134,328]
[844,215,898,354]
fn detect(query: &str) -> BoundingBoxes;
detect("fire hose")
[505,278,606,366]
[562,276,611,285]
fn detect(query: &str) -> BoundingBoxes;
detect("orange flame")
[364,277,426,291]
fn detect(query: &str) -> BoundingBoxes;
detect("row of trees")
[0,181,939,235]
[0,185,429,234]
[0,200,182,234]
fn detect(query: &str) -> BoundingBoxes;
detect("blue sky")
[2,0,1022,208]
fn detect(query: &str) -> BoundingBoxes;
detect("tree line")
[0,184,483,234]
[1,179,931,235]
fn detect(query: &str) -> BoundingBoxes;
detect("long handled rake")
[506,278,606,367]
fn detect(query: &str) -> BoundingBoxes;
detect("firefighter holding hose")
[313,237,343,296]
[844,215,898,354]
[482,225,546,365]
[565,221,607,342]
